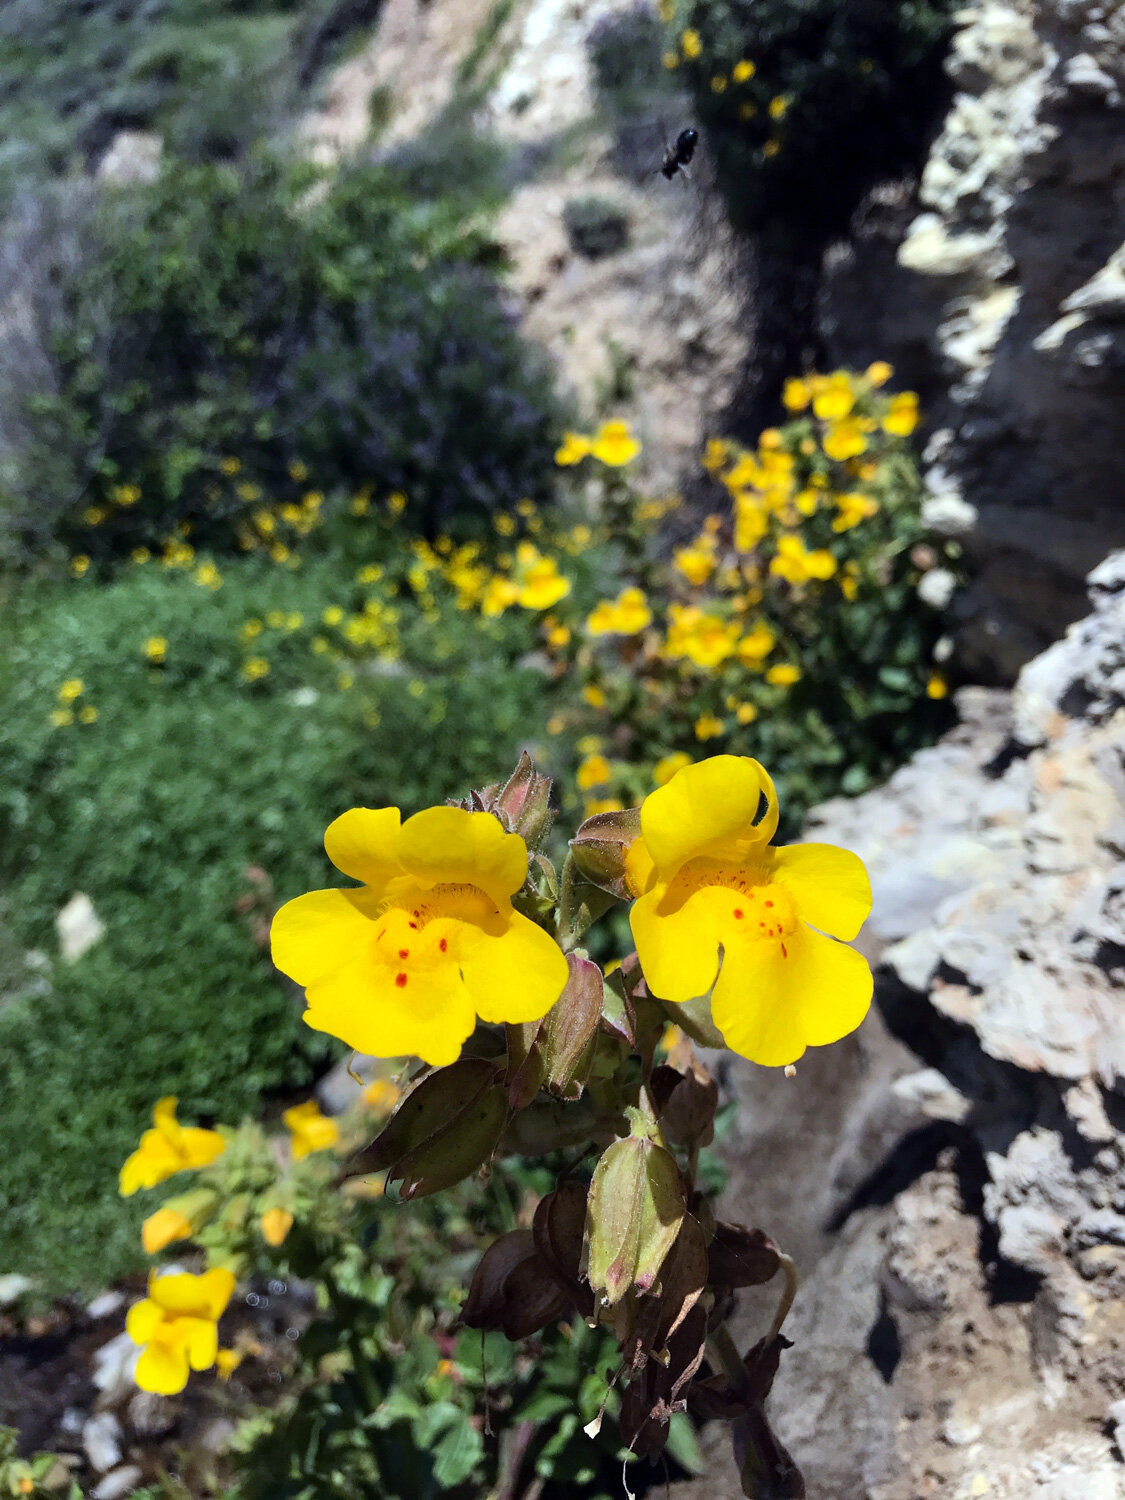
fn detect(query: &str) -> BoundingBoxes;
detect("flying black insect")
[659,127,698,181]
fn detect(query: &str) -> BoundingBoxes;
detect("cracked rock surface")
[677,555,1125,1499]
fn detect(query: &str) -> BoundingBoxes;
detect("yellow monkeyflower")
[215,1348,244,1381]
[144,636,167,664]
[736,621,776,666]
[812,371,855,422]
[927,673,949,700]
[711,74,727,92]
[582,683,607,708]
[585,797,625,817]
[590,420,640,467]
[131,547,151,565]
[555,431,591,466]
[732,59,756,82]
[662,50,680,69]
[79,704,98,724]
[586,587,652,636]
[59,678,84,701]
[50,708,74,728]
[545,620,571,650]
[681,28,702,58]
[782,377,811,411]
[702,438,729,472]
[866,361,893,387]
[822,417,868,462]
[363,1077,401,1113]
[735,702,759,725]
[127,1267,236,1395]
[141,1207,193,1256]
[625,756,873,1066]
[323,606,345,626]
[762,138,781,158]
[833,491,880,532]
[694,714,726,741]
[577,753,613,791]
[119,1098,225,1196]
[769,535,837,584]
[654,752,692,787]
[768,94,790,120]
[70,555,90,578]
[220,457,241,476]
[241,657,270,682]
[673,537,717,588]
[260,1207,294,1246]
[513,544,571,611]
[883,391,920,436]
[283,1100,340,1160]
[766,663,802,687]
[270,805,570,1067]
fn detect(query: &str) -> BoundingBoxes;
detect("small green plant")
[0,1426,81,1498]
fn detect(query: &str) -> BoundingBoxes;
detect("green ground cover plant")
[0,549,553,1291]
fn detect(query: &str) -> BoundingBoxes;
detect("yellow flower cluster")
[554,419,641,469]
[50,677,98,728]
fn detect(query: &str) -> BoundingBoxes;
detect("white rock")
[0,1273,34,1306]
[83,1412,123,1474]
[96,131,163,187]
[918,567,959,610]
[92,1465,144,1500]
[92,1331,139,1398]
[87,1290,125,1320]
[56,893,105,962]
[922,490,978,536]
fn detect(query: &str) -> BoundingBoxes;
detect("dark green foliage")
[673,0,954,244]
[586,3,670,119]
[0,0,376,201]
[562,195,632,259]
[6,152,562,555]
[0,560,553,1291]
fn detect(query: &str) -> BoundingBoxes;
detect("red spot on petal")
[765,900,774,908]
[439,938,448,952]
[408,921,418,929]
[733,909,744,920]
[780,943,788,959]
[395,972,408,987]
[759,921,766,928]
[398,949,409,959]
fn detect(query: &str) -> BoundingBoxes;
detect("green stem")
[705,1321,750,1399]
[323,1272,382,1414]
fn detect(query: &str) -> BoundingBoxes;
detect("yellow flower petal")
[711,923,872,1065]
[149,1267,235,1320]
[396,807,527,907]
[270,888,381,987]
[142,1207,193,1255]
[126,1298,162,1345]
[639,756,778,875]
[302,950,477,1068]
[459,911,569,1025]
[184,1317,219,1371]
[769,843,872,942]
[135,1341,190,1395]
[324,807,403,887]
[629,885,724,1003]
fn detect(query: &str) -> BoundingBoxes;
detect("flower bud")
[454,753,555,849]
[569,806,642,899]
[586,1135,685,1306]
[460,1229,572,1339]
[510,953,603,1107]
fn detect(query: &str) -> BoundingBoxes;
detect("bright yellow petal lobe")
[639,756,778,874]
[136,1342,189,1396]
[142,1207,192,1255]
[396,807,528,907]
[323,807,402,887]
[126,1299,162,1345]
[769,843,873,941]
[261,1207,294,1246]
[270,889,382,987]
[711,922,873,1066]
[460,911,570,1025]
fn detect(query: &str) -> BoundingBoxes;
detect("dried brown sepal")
[568,805,642,899]
[532,1181,595,1318]
[619,1303,708,1461]
[648,1061,719,1149]
[459,1229,573,1340]
[708,1225,782,1291]
[622,1213,708,1371]
[586,1135,686,1306]
[347,1058,499,1177]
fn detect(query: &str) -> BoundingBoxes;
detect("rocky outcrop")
[893,0,1125,679]
[677,556,1125,1499]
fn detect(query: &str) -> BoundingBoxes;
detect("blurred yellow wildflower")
[119,1098,225,1196]
[590,420,640,467]
[59,678,84,702]
[586,586,652,636]
[769,536,837,584]
[577,754,613,791]
[694,714,726,741]
[833,492,880,532]
[866,361,893,387]
[674,535,717,588]
[215,1348,243,1381]
[883,391,920,436]
[131,547,151,564]
[270,805,569,1066]
[767,663,802,687]
[654,752,692,787]
[812,372,855,422]
[823,417,868,461]
[70,555,90,578]
[555,431,592,466]
[681,28,701,58]
[733,59,756,82]
[127,1267,235,1395]
[626,756,873,1065]
[283,1100,340,1160]
[583,684,607,708]
[260,1207,294,1246]
[242,657,270,682]
[78,704,98,724]
[782,378,811,412]
[142,1206,193,1256]
[927,673,949,700]
[50,709,74,728]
